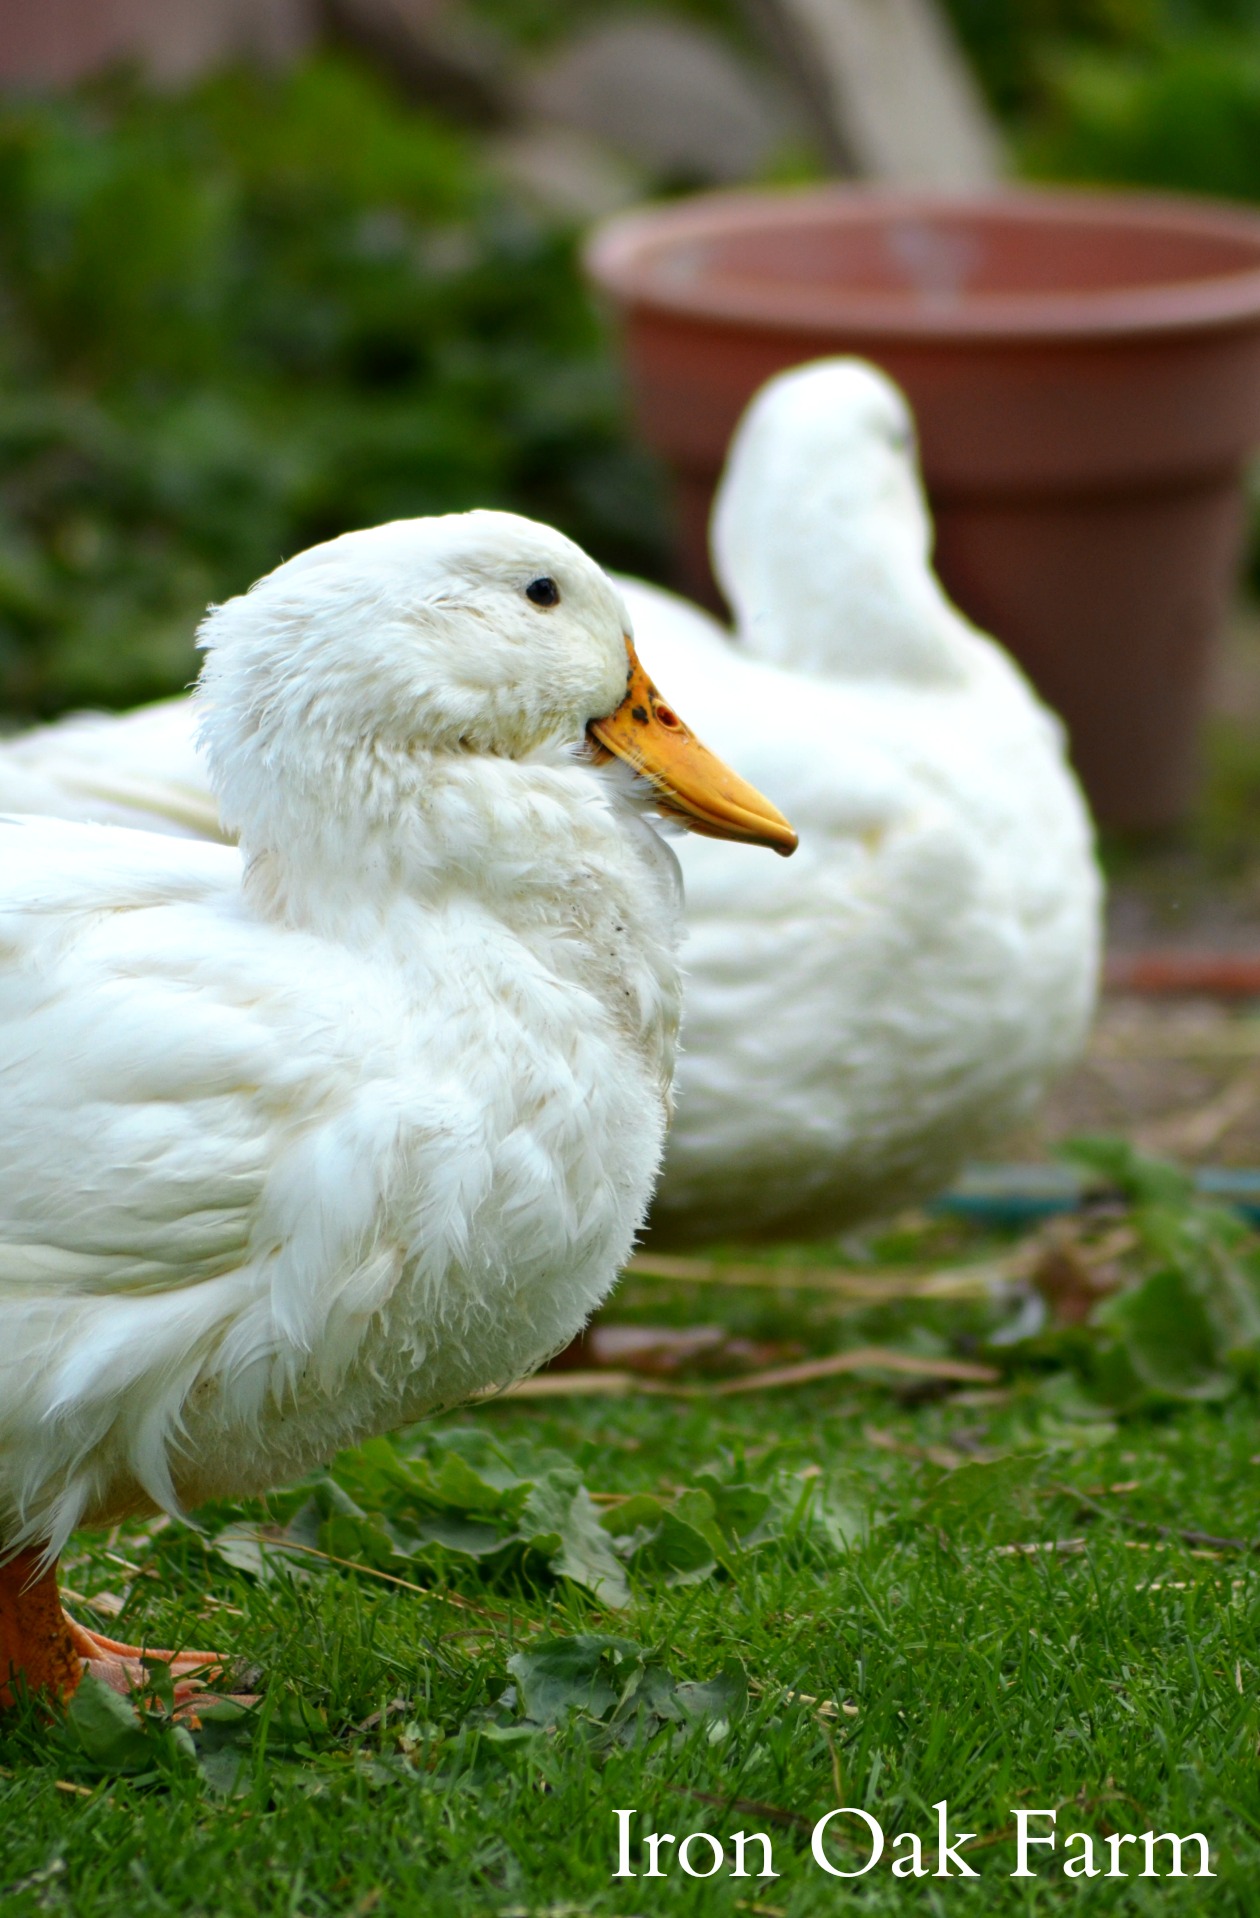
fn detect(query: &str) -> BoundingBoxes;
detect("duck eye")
[525,576,560,608]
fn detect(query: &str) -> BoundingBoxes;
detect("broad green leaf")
[693,1476,773,1545]
[601,1493,717,1584]
[920,1454,1045,1524]
[407,1515,509,1558]
[1061,1136,1193,1208]
[505,1635,746,1748]
[318,1508,400,1570]
[431,1451,523,1516]
[62,1673,195,1777]
[809,1483,873,1552]
[190,1700,256,1797]
[507,1635,638,1726]
[519,1474,630,1607]
[673,1660,748,1731]
[1094,1267,1233,1407]
[630,1511,718,1585]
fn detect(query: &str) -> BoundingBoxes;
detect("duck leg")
[0,1550,81,1707]
[1,1550,223,1707]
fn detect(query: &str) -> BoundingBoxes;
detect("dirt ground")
[1008,992,1260,1164]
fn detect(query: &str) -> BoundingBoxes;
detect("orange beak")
[587,639,797,857]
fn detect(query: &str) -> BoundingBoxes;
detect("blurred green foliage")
[1024,31,1260,196]
[0,57,665,716]
[941,0,1260,199]
[942,0,1171,117]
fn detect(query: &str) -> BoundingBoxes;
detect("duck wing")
[0,816,396,1549]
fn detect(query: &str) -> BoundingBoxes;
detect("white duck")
[0,509,792,1707]
[0,360,1101,1247]
[619,359,1102,1241]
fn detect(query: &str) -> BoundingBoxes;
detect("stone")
[485,124,647,223]
[520,15,808,187]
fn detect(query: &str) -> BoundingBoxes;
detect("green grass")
[3,1198,1259,1916]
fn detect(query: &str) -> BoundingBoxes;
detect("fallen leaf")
[504,1633,745,1749]
[551,1323,801,1377]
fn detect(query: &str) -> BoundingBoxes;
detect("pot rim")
[585,184,1260,344]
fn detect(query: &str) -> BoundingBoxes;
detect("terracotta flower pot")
[586,186,1260,829]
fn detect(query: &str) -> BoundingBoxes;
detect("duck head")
[710,359,965,685]
[196,509,796,858]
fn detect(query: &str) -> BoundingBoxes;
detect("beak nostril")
[655,705,680,729]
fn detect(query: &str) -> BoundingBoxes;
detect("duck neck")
[723,501,970,687]
[235,746,635,924]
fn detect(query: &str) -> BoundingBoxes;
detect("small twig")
[746,1679,857,1720]
[223,1532,525,1625]
[666,1783,816,1836]
[959,1824,1021,1854]
[1137,1525,1254,1554]
[1142,1060,1260,1157]
[1056,1484,1259,1556]
[992,1538,1088,1559]
[104,1553,157,1580]
[493,1348,998,1401]
[59,1587,125,1617]
[863,1425,971,1470]
[488,1369,675,1400]
[626,1252,1025,1301]
[707,1349,1000,1396]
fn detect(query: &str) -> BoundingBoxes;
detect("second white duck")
[620,360,1101,1241]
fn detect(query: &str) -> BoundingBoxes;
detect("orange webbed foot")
[2,1549,253,1715]
[60,1612,227,1706]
